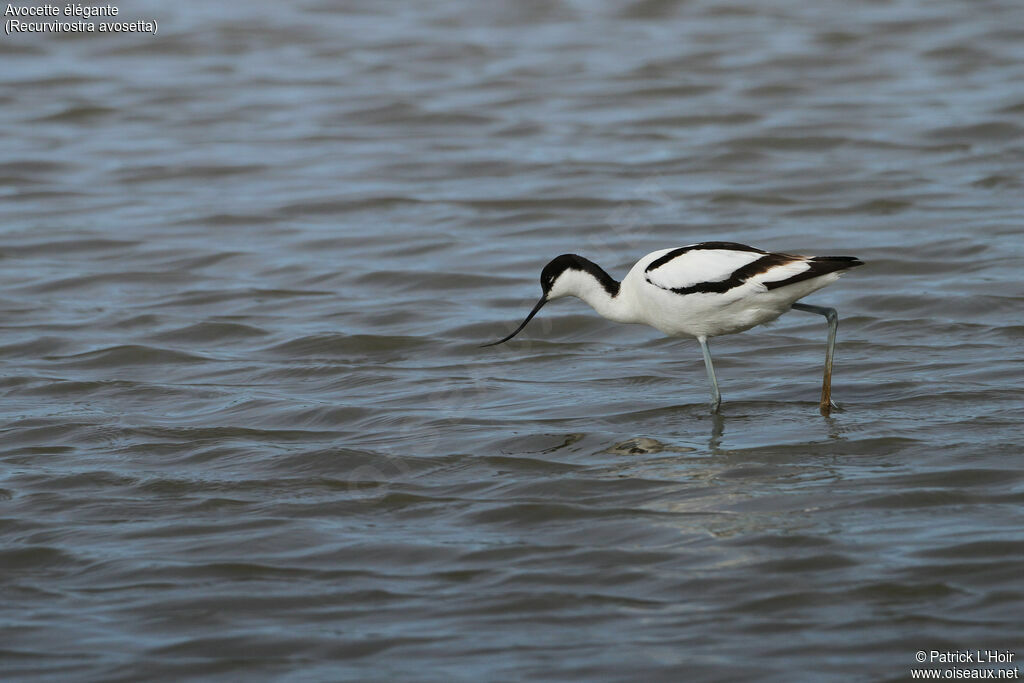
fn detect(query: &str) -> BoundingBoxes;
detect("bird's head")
[480,254,588,347]
[540,254,590,301]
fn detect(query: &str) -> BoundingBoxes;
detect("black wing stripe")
[763,256,864,291]
[644,242,766,275]
[647,253,797,295]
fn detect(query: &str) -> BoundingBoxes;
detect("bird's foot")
[819,398,843,416]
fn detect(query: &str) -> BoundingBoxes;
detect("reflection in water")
[709,412,726,452]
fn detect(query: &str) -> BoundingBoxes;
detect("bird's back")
[621,242,862,338]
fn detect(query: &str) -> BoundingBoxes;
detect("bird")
[481,241,863,415]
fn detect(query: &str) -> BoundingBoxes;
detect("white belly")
[623,271,842,339]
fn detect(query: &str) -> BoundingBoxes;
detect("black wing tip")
[762,255,863,291]
[812,256,864,268]
[805,255,865,277]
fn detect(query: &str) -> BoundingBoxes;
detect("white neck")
[555,270,635,323]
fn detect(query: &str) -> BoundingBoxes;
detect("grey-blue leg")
[792,302,839,416]
[697,335,721,413]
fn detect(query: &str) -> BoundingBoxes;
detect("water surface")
[2,0,1024,680]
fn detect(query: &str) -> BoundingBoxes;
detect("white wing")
[641,242,859,296]
[644,243,768,292]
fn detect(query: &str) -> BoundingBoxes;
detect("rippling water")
[2,0,1024,680]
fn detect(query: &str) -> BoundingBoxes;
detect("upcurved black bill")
[480,296,547,347]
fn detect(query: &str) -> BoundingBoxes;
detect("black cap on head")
[540,254,587,295]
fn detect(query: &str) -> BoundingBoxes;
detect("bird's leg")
[791,302,839,416]
[697,335,721,413]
